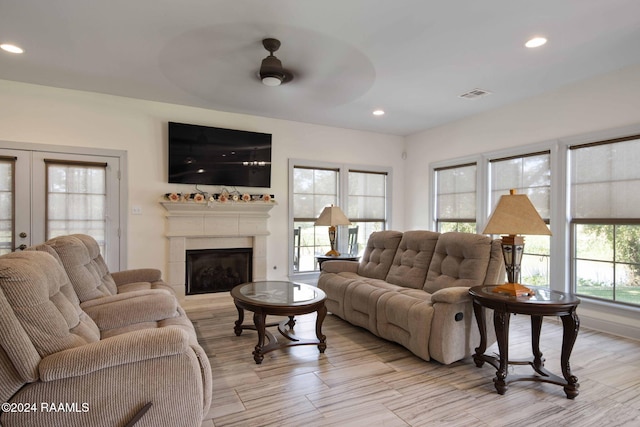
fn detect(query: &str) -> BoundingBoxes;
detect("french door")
[0,145,122,270]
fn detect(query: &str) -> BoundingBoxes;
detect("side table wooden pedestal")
[469,285,581,399]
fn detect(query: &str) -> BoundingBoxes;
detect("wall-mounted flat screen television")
[168,122,272,188]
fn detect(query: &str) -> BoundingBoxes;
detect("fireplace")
[162,200,276,299]
[185,248,252,294]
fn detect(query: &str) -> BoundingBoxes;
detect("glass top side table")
[469,285,581,399]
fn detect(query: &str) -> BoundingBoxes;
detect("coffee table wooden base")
[231,281,328,364]
[233,304,327,364]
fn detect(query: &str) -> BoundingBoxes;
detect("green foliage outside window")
[575,224,640,305]
[438,222,476,234]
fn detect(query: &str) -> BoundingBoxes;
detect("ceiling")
[1,0,640,136]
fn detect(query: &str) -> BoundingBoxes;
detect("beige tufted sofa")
[0,238,211,426]
[318,230,505,364]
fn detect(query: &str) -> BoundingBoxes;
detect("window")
[290,161,390,274]
[489,151,551,285]
[292,166,339,272]
[570,136,640,307]
[434,163,477,233]
[0,143,124,270]
[0,156,15,255]
[347,170,387,256]
[46,159,108,255]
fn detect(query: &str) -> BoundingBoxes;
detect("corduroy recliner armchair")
[28,234,184,332]
[0,251,212,427]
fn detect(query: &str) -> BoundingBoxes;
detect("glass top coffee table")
[231,281,327,364]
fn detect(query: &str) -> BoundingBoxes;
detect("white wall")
[404,64,640,229]
[404,63,640,339]
[0,79,405,280]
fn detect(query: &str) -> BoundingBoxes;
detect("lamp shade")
[314,205,351,227]
[483,189,551,236]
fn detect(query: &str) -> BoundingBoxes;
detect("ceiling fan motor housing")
[260,38,291,86]
[260,55,285,82]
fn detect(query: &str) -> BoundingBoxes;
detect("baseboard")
[577,299,640,341]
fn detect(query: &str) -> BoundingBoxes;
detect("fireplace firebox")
[186,248,252,295]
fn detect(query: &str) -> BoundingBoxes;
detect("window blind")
[490,151,550,221]
[347,171,386,221]
[570,136,640,219]
[292,167,339,220]
[435,163,476,221]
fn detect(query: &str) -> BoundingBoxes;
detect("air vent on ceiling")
[458,88,492,100]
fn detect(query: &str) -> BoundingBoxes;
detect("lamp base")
[325,249,341,256]
[493,282,533,296]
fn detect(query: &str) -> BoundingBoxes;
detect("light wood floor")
[183,292,640,427]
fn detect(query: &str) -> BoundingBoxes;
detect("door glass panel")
[46,162,107,256]
[0,158,14,255]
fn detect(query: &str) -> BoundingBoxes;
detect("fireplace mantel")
[161,200,276,299]
[161,200,276,214]
[161,201,276,237]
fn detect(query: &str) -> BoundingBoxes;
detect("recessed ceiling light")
[525,37,547,48]
[372,109,385,116]
[0,43,24,54]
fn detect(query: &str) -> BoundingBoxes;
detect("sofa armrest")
[430,286,472,304]
[321,260,359,273]
[38,328,190,381]
[80,290,178,330]
[111,268,162,285]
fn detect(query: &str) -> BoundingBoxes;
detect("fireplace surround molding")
[161,201,276,299]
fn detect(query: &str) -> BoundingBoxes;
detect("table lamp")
[482,189,551,296]
[315,205,351,256]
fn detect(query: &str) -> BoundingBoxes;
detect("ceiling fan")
[259,38,293,86]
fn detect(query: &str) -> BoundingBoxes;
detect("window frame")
[488,150,552,286]
[0,139,128,270]
[433,161,479,233]
[568,133,640,308]
[289,158,392,278]
[570,218,640,307]
[430,124,640,317]
[430,140,565,289]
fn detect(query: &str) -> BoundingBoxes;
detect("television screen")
[168,122,272,188]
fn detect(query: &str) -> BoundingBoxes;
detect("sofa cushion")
[423,232,493,294]
[317,273,359,319]
[342,278,408,334]
[357,230,403,280]
[386,230,440,289]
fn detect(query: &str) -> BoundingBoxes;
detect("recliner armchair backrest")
[0,251,100,402]
[29,234,117,302]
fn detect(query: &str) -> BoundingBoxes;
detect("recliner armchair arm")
[111,268,162,285]
[38,328,190,381]
[80,290,178,330]
[321,260,359,273]
[430,286,472,304]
